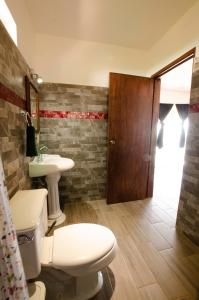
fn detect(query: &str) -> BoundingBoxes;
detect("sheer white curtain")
[0,157,28,299]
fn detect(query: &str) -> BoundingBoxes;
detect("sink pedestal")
[29,154,75,226]
[46,172,66,226]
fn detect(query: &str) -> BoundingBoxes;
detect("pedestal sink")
[29,154,75,226]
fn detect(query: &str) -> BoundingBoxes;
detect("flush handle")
[17,234,34,245]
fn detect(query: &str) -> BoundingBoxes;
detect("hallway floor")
[38,195,199,300]
[153,146,185,213]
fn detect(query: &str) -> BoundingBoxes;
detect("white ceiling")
[26,0,196,50]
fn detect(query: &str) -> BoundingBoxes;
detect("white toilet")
[10,189,117,300]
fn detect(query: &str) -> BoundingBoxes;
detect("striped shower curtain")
[0,157,28,299]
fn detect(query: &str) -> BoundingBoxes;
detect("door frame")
[143,48,196,197]
[151,48,196,79]
[147,78,160,197]
[150,47,196,200]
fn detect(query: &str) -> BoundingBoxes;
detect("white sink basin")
[29,154,75,177]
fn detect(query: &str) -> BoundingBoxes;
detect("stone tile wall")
[0,21,31,197]
[0,100,31,197]
[39,83,108,202]
[0,21,30,99]
[177,57,199,246]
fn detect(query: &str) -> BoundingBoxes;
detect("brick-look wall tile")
[0,100,31,197]
[0,21,30,99]
[39,83,108,202]
[177,57,199,246]
[0,21,31,197]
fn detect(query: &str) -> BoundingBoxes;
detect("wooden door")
[107,73,160,204]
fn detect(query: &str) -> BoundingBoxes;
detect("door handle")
[110,139,116,145]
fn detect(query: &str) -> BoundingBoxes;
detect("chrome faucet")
[37,145,48,162]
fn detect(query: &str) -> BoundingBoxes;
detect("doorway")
[107,49,195,205]
[153,58,193,218]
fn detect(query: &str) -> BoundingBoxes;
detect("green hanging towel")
[26,125,38,157]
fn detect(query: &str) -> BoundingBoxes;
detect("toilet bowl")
[10,189,117,300]
[42,223,117,300]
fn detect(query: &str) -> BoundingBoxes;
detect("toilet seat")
[41,223,117,274]
[41,223,117,299]
[52,223,116,268]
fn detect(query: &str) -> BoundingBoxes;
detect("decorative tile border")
[39,110,108,120]
[0,83,26,110]
[189,103,199,113]
[39,105,199,117]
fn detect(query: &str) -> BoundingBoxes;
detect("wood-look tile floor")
[38,195,199,300]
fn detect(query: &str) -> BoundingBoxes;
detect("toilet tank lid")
[10,189,48,232]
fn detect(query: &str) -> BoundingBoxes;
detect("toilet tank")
[10,189,48,280]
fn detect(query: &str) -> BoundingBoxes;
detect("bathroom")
[0,0,199,299]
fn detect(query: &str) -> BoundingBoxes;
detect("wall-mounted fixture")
[25,75,40,133]
[30,69,43,84]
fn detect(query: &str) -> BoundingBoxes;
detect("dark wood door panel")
[107,73,160,204]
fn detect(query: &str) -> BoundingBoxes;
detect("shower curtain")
[0,157,28,299]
